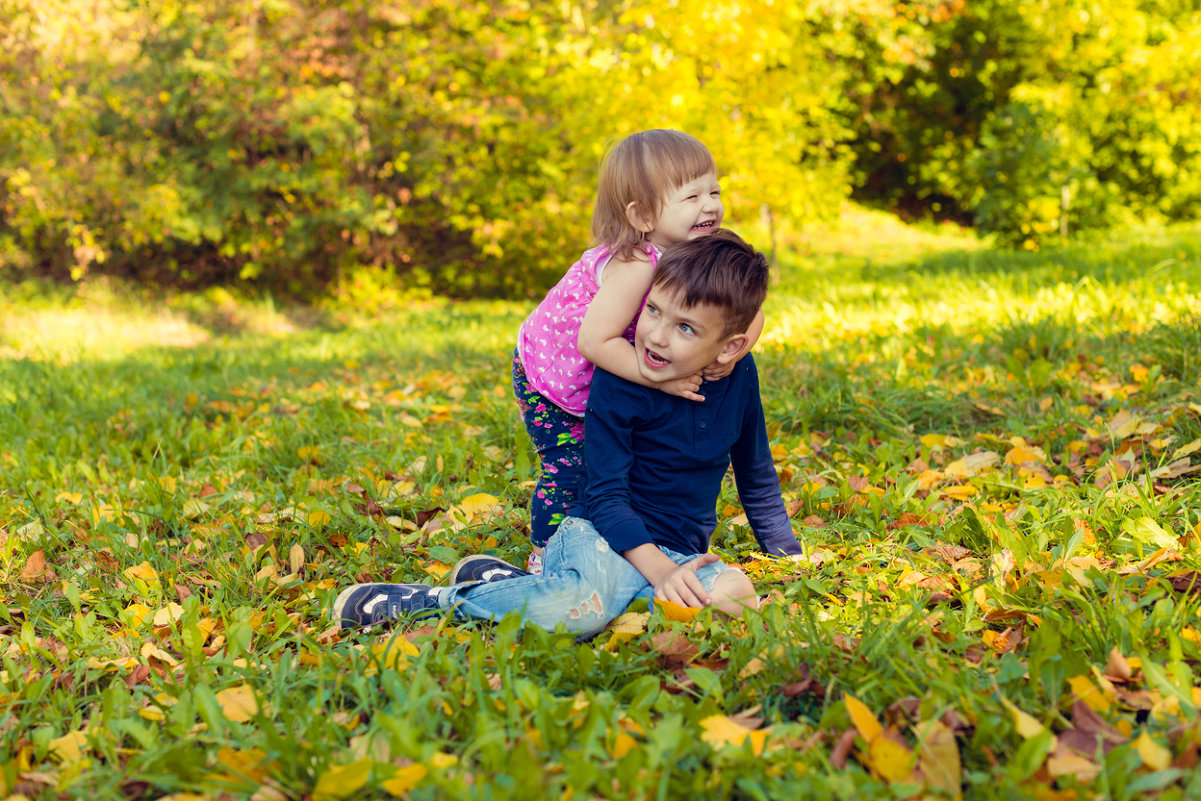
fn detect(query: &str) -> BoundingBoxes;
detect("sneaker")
[333,583,442,629]
[448,554,531,584]
[526,551,544,575]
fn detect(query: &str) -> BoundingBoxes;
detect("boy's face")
[634,285,742,384]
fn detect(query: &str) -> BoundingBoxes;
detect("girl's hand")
[700,359,738,381]
[653,554,721,608]
[659,372,704,402]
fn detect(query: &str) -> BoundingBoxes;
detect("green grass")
[2,214,1201,799]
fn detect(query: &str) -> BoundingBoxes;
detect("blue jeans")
[437,517,738,639]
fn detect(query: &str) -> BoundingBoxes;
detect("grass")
[2,212,1201,799]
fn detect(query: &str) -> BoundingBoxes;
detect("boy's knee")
[710,571,758,616]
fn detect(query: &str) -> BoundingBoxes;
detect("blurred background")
[2,0,1198,299]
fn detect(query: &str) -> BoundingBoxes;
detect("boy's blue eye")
[680,324,694,335]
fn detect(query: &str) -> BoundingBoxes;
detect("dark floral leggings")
[512,353,586,547]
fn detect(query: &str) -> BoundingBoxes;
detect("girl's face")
[645,172,724,249]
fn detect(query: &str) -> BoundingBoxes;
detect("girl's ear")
[625,201,655,233]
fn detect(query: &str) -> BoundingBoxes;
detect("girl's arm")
[701,308,764,381]
[578,257,703,400]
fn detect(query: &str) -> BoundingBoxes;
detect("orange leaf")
[656,598,701,622]
[20,549,47,581]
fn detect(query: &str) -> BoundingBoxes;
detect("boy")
[334,230,803,635]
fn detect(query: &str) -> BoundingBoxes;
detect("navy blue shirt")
[581,355,803,558]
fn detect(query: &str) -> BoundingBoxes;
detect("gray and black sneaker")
[448,554,531,584]
[333,583,442,629]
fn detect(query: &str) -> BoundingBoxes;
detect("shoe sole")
[448,554,517,584]
[332,583,377,629]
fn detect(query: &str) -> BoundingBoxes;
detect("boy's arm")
[701,308,764,381]
[728,360,804,557]
[578,258,704,401]
[621,544,720,608]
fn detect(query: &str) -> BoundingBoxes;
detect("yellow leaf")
[1006,444,1044,465]
[366,636,421,674]
[308,509,331,528]
[289,543,306,574]
[124,602,153,628]
[427,752,458,769]
[381,764,427,796]
[869,734,914,782]
[421,560,450,580]
[700,715,768,756]
[124,561,160,583]
[844,694,883,742]
[656,598,701,622]
[153,602,185,627]
[1002,699,1045,739]
[1067,674,1111,713]
[1047,751,1100,781]
[457,492,499,519]
[915,720,961,795]
[56,491,83,504]
[1135,731,1172,771]
[49,730,88,763]
[312,759,373,801]
[610,731,638,759]
[603,612,649,649]
[944,451,1000,479]
[216,685,260,722]
[1173,438,1201,459]
[738,658,767,679]
[1108,410,1140,439]
[942,484,979,501]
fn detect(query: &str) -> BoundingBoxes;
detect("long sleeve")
[582,376,656,552]
[729,369,803,557]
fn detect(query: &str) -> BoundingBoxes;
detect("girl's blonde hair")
[591,129,717,262]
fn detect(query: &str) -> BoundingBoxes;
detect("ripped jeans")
[436,516,737,639]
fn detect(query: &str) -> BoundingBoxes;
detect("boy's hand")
[653,554,720,608]
[659,372,704,402]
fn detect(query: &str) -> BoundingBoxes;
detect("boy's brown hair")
[591,130,717,262]
[653,229,768,337]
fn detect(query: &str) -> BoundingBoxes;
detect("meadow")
[2,212,1200,800]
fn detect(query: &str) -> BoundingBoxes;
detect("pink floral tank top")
[516,243,660,416]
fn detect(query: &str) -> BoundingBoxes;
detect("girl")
[513,129,761,572]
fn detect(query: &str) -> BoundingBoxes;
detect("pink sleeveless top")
[516,243,660,416]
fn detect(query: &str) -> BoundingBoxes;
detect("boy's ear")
[625,201,654,233]
[714,333,748,364]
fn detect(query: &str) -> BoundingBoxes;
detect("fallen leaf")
[216,685,260,722]
[1002,698,1045,739]
[1136,730,1173,771]
[700,714,768,756]
[49,730,89,763]
[944,451,1000,479]
[845,694,884,742]
[20,549,48,581]
[312,759,373,801]
[869,730,914,782]
[381,764,427,796]
[656,598,701,622]
[915,720,961,795]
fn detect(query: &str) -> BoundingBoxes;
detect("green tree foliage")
[1,0,1199,293]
